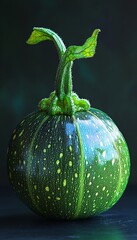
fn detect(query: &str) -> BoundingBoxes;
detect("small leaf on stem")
[26,27,66,58]
[64,29,101,65]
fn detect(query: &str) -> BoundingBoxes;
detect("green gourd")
[7,27,130,219]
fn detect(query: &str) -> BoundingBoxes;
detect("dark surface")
[0,185,137,240]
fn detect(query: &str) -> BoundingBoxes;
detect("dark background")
[1,0,137,187]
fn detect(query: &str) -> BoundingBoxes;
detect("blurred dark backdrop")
[1,0,137,186]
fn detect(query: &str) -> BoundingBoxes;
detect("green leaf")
[26,27,66,58]
[64,29,101,65]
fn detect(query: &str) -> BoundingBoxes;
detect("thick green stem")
[55,57,73,99]
[64,62,73,95]
[27,27,100,115]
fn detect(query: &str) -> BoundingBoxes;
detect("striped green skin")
[7,108,130,219]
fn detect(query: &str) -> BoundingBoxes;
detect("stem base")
[38,91,90,116]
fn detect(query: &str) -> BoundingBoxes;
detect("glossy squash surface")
[7,108,130,219]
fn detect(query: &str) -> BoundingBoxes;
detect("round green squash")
[7,27,130,219]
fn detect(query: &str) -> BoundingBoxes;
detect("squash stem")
[55,57,73,99]
[36,28,102,115]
